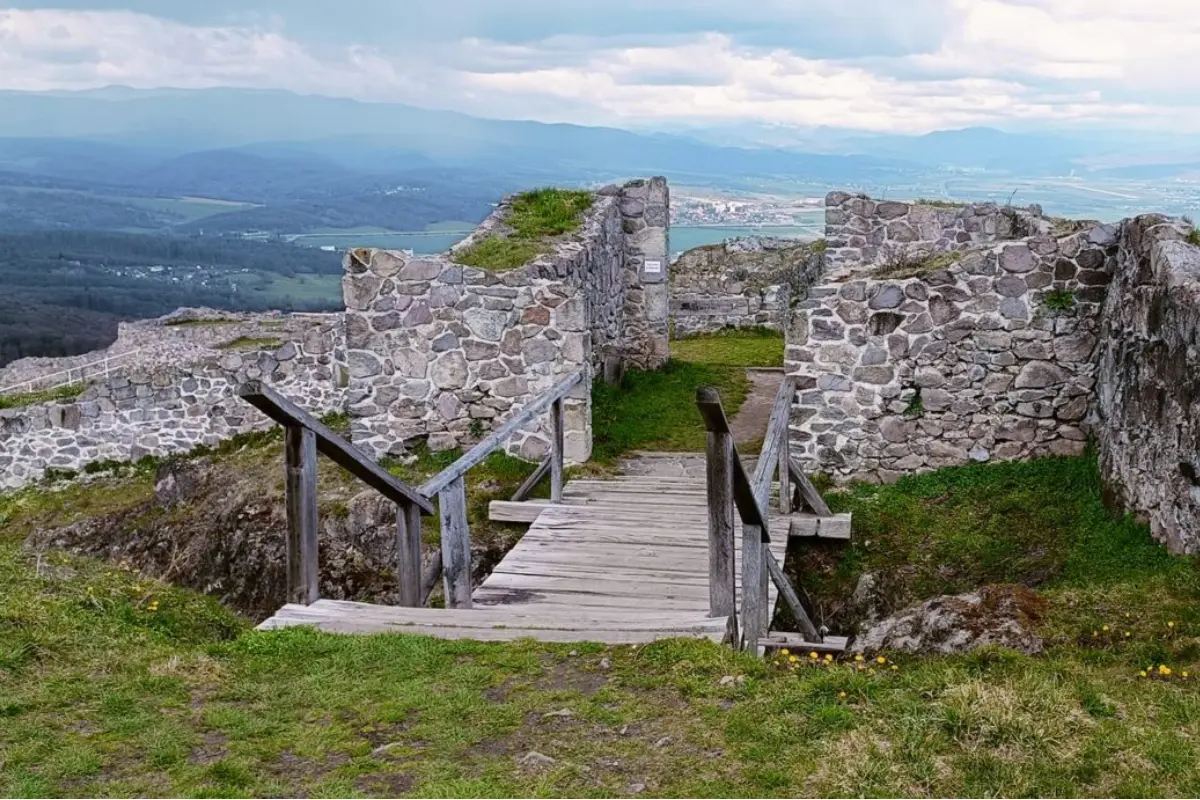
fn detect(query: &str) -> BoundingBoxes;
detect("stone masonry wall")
[823,192,1047,273]
[669,237,819,336]
[1096,216,1200,553]
[788,210,1119,481]
[0,320,344,488]
[343,178,670,463]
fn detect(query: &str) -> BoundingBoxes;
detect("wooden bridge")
[245,370,850,653]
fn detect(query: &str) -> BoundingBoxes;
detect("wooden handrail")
[695,387,770,534]
[240,380,434,515]
[752,377,796,511]
[421,369,584,497]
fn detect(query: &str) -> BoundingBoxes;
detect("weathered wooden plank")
[488,500,558,524]
[420,550,442,606]
[758,635,848,653]
[550,397,565,504]
[789,513,853,540]
[262,617,725,644]
[778,425,793,515]
[395,501,423,607]
[764,549,821,642]
[239,380,434,514]
[751,377,794,510]
[284,425,319,606]
[511,457,551,502]
[740,524,767,653]
[788,457,834,517]
[421,370,583,497]
[706,429,736,618]
[438,476,472,609]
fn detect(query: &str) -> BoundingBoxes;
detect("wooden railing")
[419,369,585,609]
[696,378,823,652]
[238,381,435,607]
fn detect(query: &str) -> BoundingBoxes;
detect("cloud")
[1,2,1200,134]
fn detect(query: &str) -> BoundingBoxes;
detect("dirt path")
[616,367,780,478]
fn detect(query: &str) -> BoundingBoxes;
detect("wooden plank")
[395,501,422,607]
[778,426,793,514]
[511,457,551,502]
[751,377,794,510]
[758,634,848,653]
[789,513,853,540]
[550,398,565,504]
[420,550,442,606]
[262,616,725,644]
[740,525,767,653]
[284,425,319,606]
[706,429,736,618]
[489,500,557,524]
[421,370,583,497]
[438,476,472,609]
[764,549,821,642]
[788,457,833,517]
[239,381,434,514]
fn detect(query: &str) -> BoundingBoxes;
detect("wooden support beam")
[550,398,565,504]
[706,429,736,618]
[489,500,559,524]
[438,476,472,609]
[420,551,443,606]
[788,457,833,517]
[284,425,319,606]
[759,634,848,653]
[511,456,551,502]
[740,525,768,653]
[777,427,793,514]
[395,501,422,607]
[764,549,821,642]
[751,378,795,510]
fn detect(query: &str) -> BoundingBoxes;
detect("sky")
[1,1,1198,135]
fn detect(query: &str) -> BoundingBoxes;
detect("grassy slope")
[5,329,1200,796]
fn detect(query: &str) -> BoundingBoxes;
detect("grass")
[874,249,961,280]
[4,452,1200,796]
[217,336,284,352]
[0,382,87,410]
[1043,289,1076,312]
[1188,228,1200,247]
[915,198,968,209]
[163,318,239,328]
[671,327,784,368]
[454,188,593,271]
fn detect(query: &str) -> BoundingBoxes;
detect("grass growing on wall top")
[454,188,593,271]
[671,327,784,368]
[0,382,86,410]
[217,336,284,352]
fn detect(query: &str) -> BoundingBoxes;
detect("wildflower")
[781,648,790,656]
[854,654,864,662]
[838,691,847,699]
[876,657,887,664]
[809,652,819,660]
[1139,671,1148,678]
[1183,671,1190,679]
[1092,631,1099,638]
[1124,632,1131,638]
[824,654,833,662]
[788,655,798,664]
[1159,665,1172,676]
[148,600,159,612]
[1168,621,1176,629]
[1102,625,1110,632]
[890,665,899,671]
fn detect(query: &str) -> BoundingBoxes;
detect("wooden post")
[777,425,792,514]
[741,524,767,653]
[395,500,422,607]
[706,429,736,618]
[550,398,565,504]
[439,476,472,609]
[284,425,319,605]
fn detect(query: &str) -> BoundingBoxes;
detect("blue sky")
[1,1,1196,134]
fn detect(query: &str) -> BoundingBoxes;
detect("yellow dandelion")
[854,654,864,662]
[1102,625,1110,632]
[1159,665,1172,676]
[781,648,790,656]
[838,691,847,699]
[1168,621,1176,628]
[1139,671,1148,678]
[1124,631,1131,638]
[824,654,833,662]
[890,665,899,671]
[876,656,887,664]
[1183,671,1190,679]
[788,655,798,663]
[809,651,819,660]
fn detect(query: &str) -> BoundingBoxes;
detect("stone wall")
[823,192,1048,273]
[669,237,819,336]
[343,178,670,463]
[788,201,1119,481]
[0,319,344,488]
[1096,216,1200,554]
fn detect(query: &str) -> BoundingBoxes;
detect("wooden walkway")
[258,475,849,644]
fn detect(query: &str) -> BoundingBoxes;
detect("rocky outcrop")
[851,584,1047,656]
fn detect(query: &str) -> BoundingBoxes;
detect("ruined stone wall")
[788,223,1118,482]
[343,178,670,463]
[0,320,344,488]
[669,237,819,336]
[1096,216,1200,554]
[823,192,1047,273]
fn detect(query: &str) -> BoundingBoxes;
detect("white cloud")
[2,3,1200,133]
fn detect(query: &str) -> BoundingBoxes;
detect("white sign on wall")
[645,260,662,274]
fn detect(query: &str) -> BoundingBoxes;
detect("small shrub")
[469,419,486,438]
[1187,228,1200,247]
[1043,290,1075,312]
[904,387,924,417]
[811,238,828,252]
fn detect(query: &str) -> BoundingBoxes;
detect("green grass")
[4,454,1200,796]
[671,328,784,368]
[1188,228,1200,246]
[915,197,968,208]
[217,336,284,352]
[1043,289,1076,312]
[163,318,238,328]
[875,249,961,280]
[0,382,86,410]
[454,188,593,271]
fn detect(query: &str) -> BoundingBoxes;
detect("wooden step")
[789,513,853,540]
[758,633,849,653]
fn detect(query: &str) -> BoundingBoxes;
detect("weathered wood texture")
[511,456,551,502]
[765,548,820,642]
[421,369,583,497]
[284,425,319,605]
[789,457,834,517]
[395,501,423,607]
[706,430,736,617]
[239,380,433,514]
[550,398,565,504]
[438,476,472,609]
[740,526,768,652]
